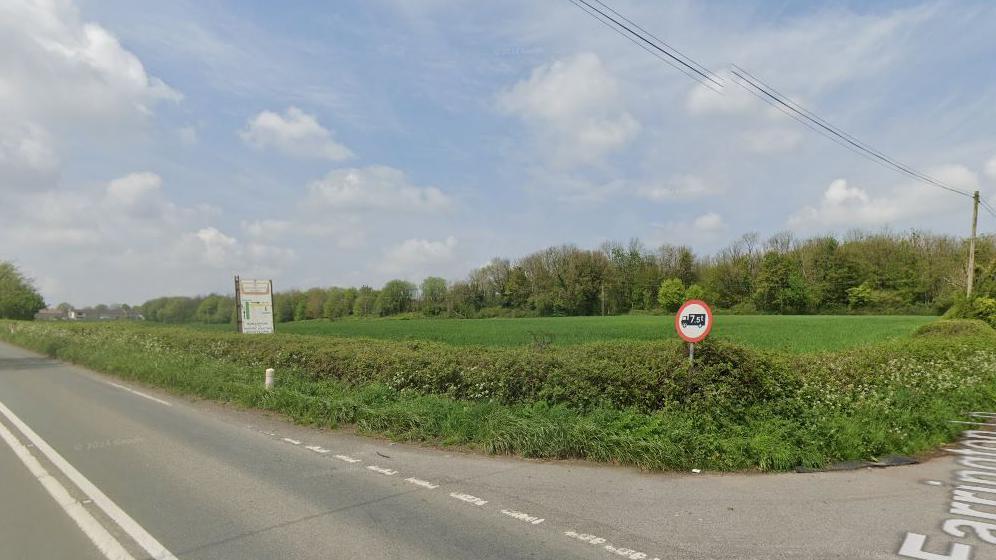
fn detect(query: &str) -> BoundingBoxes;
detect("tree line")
[134,230,996,324]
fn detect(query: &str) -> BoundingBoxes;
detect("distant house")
[70,307,144,321]
[34,308,70,321]
[35,307,144,321]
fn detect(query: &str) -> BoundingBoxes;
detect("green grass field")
[253,314,936,353]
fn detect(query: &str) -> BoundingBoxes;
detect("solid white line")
[107,382,172,407]
[0,419,135,560]
[0,400,177,560]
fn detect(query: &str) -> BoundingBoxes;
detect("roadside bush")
[2,319,994,471]
[915,318,995,338]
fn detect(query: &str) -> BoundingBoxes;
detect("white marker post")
[675,300,714,368]
[265,368,275,390]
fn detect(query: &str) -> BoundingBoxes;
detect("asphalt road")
[0,340,991,560]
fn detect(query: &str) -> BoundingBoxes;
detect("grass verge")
[1,319,994,472]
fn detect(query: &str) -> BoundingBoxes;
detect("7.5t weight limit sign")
[675,299,713,343]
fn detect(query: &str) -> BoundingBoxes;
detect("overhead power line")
[566,0,723,91]
[565,0,995,221]
[730,65,975,199]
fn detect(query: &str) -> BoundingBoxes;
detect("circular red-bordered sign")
[675,299,713,343]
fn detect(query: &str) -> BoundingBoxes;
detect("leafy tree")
[656,278,685,312]
[847,282,873,310]
[420,277,447,315]
[376,280,415,316]
[323,287,357,319]
[194,295,234,323]
[303,288,327,320]
[754,252,810,313]
[352,286,378,316]
[273,293,295,323]
[684,283,707,302]
[0,262,46,319]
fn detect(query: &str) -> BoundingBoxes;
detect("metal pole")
[688,342,694,368]
[967,190,980,297]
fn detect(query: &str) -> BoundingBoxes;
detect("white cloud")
[4,171,215,251]
[0,1,179,126]
[0,120,59,190]
[741,128,803,154]
[242,219,292,239]
[191,227,238,265]
[379,236,458,275]
[635,175,714,202]
[498,52,639,166]
[789,166,976,229]
[693,212,726,233]
[985,155,996,181]
[650,212,727,245]
[106,172,162,207]
[173,226,295,271]
[686,78,758,116]
[240,106,353,160]
[307,165,452,212]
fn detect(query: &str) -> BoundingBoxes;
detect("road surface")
[0,341,990,560]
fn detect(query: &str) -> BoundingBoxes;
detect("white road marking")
[564,531,661,560]
[0,399,177,560]
[501,509,545,525]
[304,445,330,454]
[405,477,439,489]
[0,418,135,560]
[449,492,488,506]
[108,382,172,407]
[334,454,361,463]
[282,438,302,445]
[366,465,398,476]
[925,480,943,486]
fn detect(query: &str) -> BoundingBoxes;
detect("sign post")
[234,276,275,334]
[675,299,713,367]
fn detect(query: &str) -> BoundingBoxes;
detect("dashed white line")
[108,382,172,407]
[282,438,302,445]
[366,465,398,476]
[0,399,177,560]
[501,509,545,525]
[450,492,488,506]
[334,454,361,463]
[304,445,330,454]
[405,477,439,489]
[564,531,661,560]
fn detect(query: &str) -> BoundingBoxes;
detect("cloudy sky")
[2,0,995,305]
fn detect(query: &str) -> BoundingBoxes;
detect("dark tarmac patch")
[794,455,918,473]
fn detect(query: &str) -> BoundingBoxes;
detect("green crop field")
[237,314,938,353]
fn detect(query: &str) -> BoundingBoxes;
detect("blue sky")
[2,0,995,305]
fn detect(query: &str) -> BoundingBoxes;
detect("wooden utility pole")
[234,275,243,334]
[967,191,980,297]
